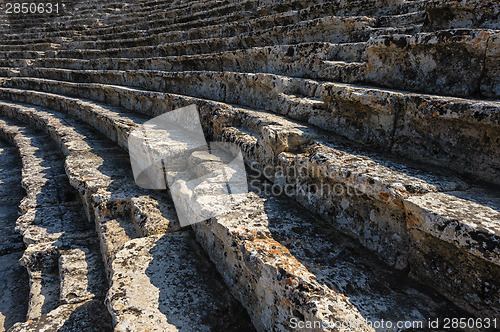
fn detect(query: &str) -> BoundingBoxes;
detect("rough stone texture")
[8,300,114,332]
[424,0,500,30]
[0,252,29,332]
[404,190,500,317]
[108,232,253,332]
[0,0,499,329]
[0,100,254,331]
[364,29,497,97]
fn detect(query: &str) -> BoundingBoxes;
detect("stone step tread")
[107,231,255,331]
[191,186,471,330]
[0,99,181,244]
[7,299,113,332]
[0,82,496,207]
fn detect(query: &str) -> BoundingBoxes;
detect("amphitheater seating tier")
[0,0,498,330]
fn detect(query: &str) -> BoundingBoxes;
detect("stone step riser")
[2,82,499,316]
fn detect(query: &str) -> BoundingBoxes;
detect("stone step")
[0,94,476,330]
[1,71,497,186]
[0,139,28,332]
[0,0,424,42]
[0,41,368,73]
[0,83,497,316]
[0,117,109,324]
[0,12,423,53]
[0,100,256,331]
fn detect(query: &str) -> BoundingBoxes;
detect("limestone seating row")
[0,0,291,38]
[321,28,500,98]
[0,79,497,317]
[44,0,425,47]
[0,117,113,330]
[66,10,425,51]
[0,24,421,64]
[0,138,28,331]
[1,27,495,99]
[0,100,255,331]
[0,92,476,330]
[0,0,426,44]
[2,69,496,186]
[0,0,424,41]
[0,8,424,53]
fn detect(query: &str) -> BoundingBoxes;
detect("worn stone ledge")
[0,100,254,331]
[107,232,253,331]
[0,117,109,324]
[364,29,499,97]
[1,72,498,185]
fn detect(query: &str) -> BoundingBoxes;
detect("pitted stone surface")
[0,0,499,328]
[107,232,254,332]
[0,116,111,328]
